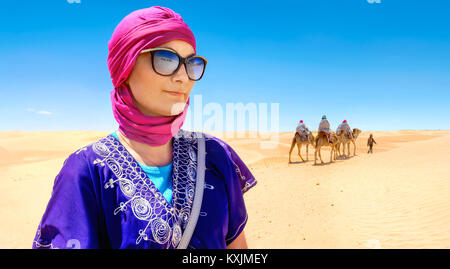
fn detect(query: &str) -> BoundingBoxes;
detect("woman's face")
[126,39,196,117]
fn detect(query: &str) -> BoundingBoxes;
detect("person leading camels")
[367,134,377,154]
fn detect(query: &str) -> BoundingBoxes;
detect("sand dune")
[1,130,449,248]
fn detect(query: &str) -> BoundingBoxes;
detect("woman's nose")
[172,63,189,82]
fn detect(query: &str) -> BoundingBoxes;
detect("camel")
[314,131,340,165]
[288,131,315,163]
[337,128,362,158]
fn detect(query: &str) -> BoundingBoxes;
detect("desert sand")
[1,129,450,249]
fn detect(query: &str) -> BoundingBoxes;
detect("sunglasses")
[140,47,208,81]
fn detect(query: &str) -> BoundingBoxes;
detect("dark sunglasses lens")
[153,50,179,75]
[186,57,206,80]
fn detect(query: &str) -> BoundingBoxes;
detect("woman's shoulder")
[53,134,119,189]
[62,134,117,168]
[183,130,257,194]
[50,136,113,191]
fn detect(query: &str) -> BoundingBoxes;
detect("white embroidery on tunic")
[34,227,54,249]
[91,129,198,248]
[230,157,256,193]
[34,225,81,249]
[225,213,249,244]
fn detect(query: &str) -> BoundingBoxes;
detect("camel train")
[289,121,362,165]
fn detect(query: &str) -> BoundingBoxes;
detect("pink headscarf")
[107,6,196,146]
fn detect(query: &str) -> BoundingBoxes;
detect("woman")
[32,6,257,249]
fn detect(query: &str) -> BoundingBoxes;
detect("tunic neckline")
[108,133,178,210]
[95,130,199,247]
[110,130,174,204]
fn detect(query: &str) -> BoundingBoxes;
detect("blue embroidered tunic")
[32,130,257,249]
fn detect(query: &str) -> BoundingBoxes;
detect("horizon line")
[0,129,449,133]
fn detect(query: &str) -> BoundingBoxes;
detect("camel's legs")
[306,144,309,161]
[318,148,324,163]
[352,140,356,156]
[314,147,318,165]
[297,142,304,162]
[288,138,295,163]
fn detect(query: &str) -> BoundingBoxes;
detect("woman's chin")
[168,101,187,115]
[138,99,187,117]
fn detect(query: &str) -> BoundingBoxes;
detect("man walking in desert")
[368,133,377,153]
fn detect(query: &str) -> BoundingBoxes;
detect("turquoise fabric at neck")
[110,131,173,203]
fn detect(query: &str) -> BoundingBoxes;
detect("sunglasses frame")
[140,47,208,81]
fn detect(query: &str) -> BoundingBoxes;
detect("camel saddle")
[345,130,353,139]
[338,130,352,139]
[318,131,332,143]
[296,131,308,142]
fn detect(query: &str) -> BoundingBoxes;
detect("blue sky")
[1,0,449,132]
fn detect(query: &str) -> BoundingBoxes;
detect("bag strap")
[177,132,206,249]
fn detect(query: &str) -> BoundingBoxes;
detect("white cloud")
[37,110,53,115]
[67,0,81,3]
[27,108,53,116]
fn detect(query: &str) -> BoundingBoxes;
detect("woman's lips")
[164,90,184,97]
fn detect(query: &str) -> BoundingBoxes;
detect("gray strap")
[177,132,206,249]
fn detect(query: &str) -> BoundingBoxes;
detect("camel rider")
[337,120,353,139]
[318,115,332,143]
[296,120,310,141]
